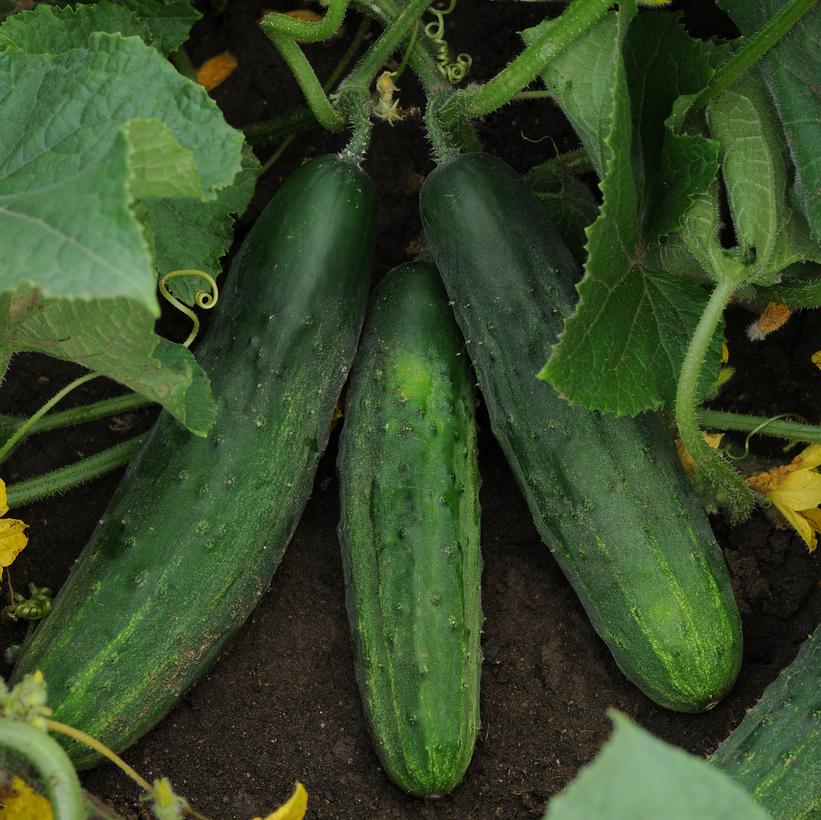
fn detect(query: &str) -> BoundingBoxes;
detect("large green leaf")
[0,19,246,433]
[716,0,821,241]
[0,2,151,50]
[543,712,772,819]
[530,8,723,415]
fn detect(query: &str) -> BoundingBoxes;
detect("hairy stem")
[260,0,349,43]
[0,373,98,465]
[0,393,150,440]
[263,29,345,131]
[438,0,611,128]
[0,719,84,820]
[689,0,815,114]
[5,437,144,509]
[339,0,433,92]
[697,410,821,444]
[676,279,754,519]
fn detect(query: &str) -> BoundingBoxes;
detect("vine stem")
[0,393,152,441]
[688,0,815,115]
[438,0,612,128]
[0,718,84,820]
[5,436,144,509]
[697,410,821,444]
[0,373,98,465]
[338,0,433,93]
[264,29,346,131]
[675,278,755,519]
[260,0,349,43]
[46,720,152,794]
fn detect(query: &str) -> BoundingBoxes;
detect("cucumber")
[11,155,375,766]
[711,625,821,819]
[420,152,742,713]
[338,262,481,796]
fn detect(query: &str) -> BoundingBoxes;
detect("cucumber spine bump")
[12,155,375,766]
[338,262,482,796]
[420,152,742,713]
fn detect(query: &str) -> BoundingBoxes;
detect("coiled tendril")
[424,0,472,84]
[159,269,220,348]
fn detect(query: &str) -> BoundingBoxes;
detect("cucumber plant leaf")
[716,0,821,241]
[0,0,200,55]
[145,144,260,306]
[525,161,598,264]
[543,711,772,819]
[528,6,723,415]
[0,14,246,434]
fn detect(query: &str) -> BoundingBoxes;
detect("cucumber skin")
[420,152,742,713]
[12,155,375,767]
[338,262,482,796]
[711,625,821,820]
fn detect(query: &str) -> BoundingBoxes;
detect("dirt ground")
[2,1,819,817]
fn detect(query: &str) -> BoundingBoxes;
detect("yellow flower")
[254,782,308,820]
[0,776,53,820]
[0,479,28,582]
[812,350,821,371]
[195,51,238,92]
[747,444,821,551]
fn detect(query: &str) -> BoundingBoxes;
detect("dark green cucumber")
[420,152,742,713]
[338,262,481,796]
[711,625,821,819]
[12,155,375,766]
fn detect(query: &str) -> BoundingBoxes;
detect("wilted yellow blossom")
[747,444,821,551]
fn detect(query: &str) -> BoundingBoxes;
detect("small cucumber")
[338,261,482,796]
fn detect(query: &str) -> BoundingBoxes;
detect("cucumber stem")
[5,436,145,510]
[675,278,755,520]
[688,0,815,115]
[263,30,346,132]
[260,0,349,43]
[0,373,98,466]
[697,410,821,444]
[0,393,151,443]
[338,0,434,93]
[0,718,84,820]
[437,0,612,129]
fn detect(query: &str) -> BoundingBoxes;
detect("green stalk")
[0,718,84,820]
[339,0,434,93]
[5,437,144,510]
[438,0,612,128]
[0,393,149,446]
[260,0,349,43]
[689,0,815,114]
[675,279,754,519]
[264,30,346,131]
[0,373,98,465]
[338,93,374,164]
[259,16,371,176]
[697,410,821,444]
[244,107,317,147]
[169,47,196,80]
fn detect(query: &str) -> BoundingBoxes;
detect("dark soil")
[2,1,819,818]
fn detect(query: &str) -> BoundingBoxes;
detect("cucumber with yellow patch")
[338,261,481,795]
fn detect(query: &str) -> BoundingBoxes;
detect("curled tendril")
[724,414,802,461]
[424,0,472,85]
[159,270,220,348]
